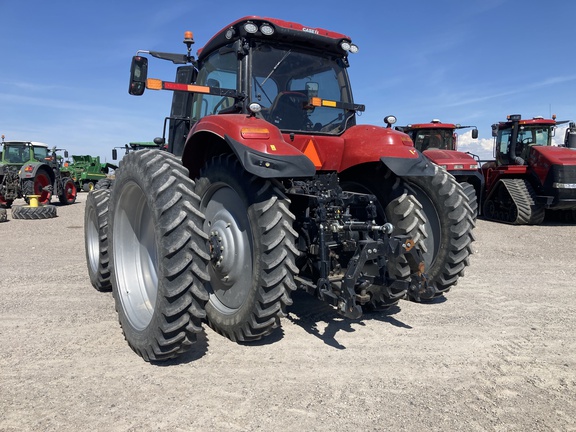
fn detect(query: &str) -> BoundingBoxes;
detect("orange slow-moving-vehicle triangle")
[303,139,322,168]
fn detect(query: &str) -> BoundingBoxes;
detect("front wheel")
[108,150,209,362]
[194,155,298,342]
[58,177,77,205]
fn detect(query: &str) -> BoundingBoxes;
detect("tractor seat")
[269,91,309,130]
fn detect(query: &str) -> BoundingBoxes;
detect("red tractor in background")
[85,16,474,361]
[481,114,576,224]
[395,119,483,217]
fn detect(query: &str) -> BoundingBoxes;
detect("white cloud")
[457,130,494,161]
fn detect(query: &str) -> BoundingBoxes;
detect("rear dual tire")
[107,150,209,362]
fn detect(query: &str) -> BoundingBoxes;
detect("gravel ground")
[1,196,575,432]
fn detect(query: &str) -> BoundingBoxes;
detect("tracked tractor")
[85,16,474,361]
[395,119,483,217]
[481,114,576,224]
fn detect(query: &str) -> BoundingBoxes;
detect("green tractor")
[1,136,51,207]
[67,155,117,192]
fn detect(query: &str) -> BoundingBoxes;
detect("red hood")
[531,145,576,166]
[423,149,478,171]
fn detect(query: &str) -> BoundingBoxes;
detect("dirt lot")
[1,197,575,432]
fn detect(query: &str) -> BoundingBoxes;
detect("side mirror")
[305,82,319,98]
[129,56,148,96]
[112,149,118,160]
[491,124,498,137]
[472,129,478,139]
[64,150,69,158]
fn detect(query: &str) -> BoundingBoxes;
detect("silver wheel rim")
[86,203,100,274]
[203,182,253,313]
[114,181,158,330]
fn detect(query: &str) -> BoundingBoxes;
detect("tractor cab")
[128,17,365,157]
[398,119,478,152]
[492,114,560,166]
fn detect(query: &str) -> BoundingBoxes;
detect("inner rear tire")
[108,150,209,362]
[194,154,298,342]
[341,167,427,310]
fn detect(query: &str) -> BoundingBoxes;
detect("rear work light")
[244,22,258,33]
[260,24,274,35]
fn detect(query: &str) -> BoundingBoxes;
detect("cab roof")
[197,16,353,61]
[3,141,48,148]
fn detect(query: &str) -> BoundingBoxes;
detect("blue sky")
[1,0,575,162]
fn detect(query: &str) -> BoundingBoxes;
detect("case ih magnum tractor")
[85,17,474,361]
[396,120,483,217]
[481,114,576,224]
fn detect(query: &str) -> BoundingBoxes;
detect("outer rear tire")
[405,166,475,294]
[84,189,112,292]
[108,150,209,362]
[194,155,298,342]
[11,204,57,220]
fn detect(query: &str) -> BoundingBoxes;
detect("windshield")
[517,125,552,146]
[250,43,355,134]
[3,144,46,164]
[496,125,553,164]
[410,129,454,151]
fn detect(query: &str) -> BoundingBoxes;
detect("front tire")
[194,155,298,342]
[108,150,209,362]
[84,189,112,292]
[58,177,77,205]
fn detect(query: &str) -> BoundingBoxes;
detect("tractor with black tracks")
[84,16,475,361]
[481,114,576,224]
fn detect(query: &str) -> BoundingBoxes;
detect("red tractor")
[481,114,576,224]
[396,119,483,216]
[85,17,474,361]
